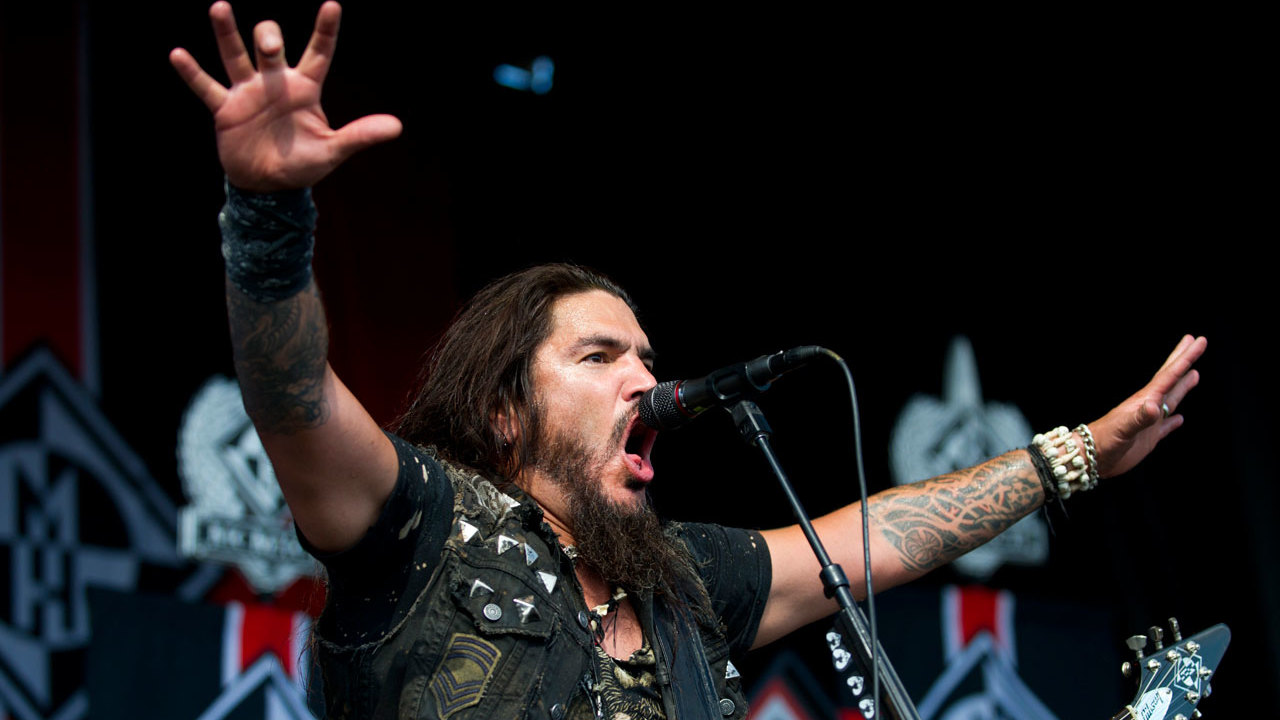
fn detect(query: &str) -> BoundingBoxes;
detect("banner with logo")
[87,589,318,720]
[745,584,1121,719]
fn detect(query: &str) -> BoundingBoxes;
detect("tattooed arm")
[865,451,1043,573]
[752,335,1206,649]
[227,282,330,435]
[751,450,1044,649]
[173,3,403,551]
[225,280,397,552]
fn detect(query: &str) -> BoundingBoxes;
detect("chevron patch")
[429,633,502,719]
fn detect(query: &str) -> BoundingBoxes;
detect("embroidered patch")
[429,633,502,719]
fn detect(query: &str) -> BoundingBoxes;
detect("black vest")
[313,458,750,719]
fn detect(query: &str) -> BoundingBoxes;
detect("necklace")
[562,544,628,638]
[590,587,628,617]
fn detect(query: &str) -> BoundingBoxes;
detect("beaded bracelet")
[1029,426,1099,499]
[219,180,318,303]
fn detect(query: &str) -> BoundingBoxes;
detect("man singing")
[170,4,1207,718]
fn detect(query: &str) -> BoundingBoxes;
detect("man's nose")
[625,358,657,401]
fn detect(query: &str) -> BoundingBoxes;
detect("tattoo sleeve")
[865,451,1045,573]
[226,278,330,435]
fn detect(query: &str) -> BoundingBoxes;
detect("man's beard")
[529,412,692,596]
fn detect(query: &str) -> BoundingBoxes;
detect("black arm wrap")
[219,180,318,303]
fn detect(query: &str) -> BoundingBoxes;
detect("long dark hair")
[393,263,636,481]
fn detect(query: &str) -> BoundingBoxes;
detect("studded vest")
[312,453,752,720]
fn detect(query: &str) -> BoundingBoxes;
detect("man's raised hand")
[1089,334,1207,479]
[169,1,401,192]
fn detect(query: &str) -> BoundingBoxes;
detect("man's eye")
[585,352,607,363]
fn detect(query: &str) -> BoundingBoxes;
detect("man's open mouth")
[621,414,658,482]
[624,415,656,455]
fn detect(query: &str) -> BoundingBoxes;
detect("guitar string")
[1137,652,1179,698]
[1120,661,1175,720]
[1115,649,1175,719]
[1132,642,1201,715]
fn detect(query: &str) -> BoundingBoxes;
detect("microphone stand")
[729,400,920,720]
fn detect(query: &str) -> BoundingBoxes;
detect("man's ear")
[491,404,528,483]
[491,404,518,446]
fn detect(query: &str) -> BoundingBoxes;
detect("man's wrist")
[219,179,318,303]
[1029,425,1100,500]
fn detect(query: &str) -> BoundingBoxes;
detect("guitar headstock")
[1117,618,1230,720]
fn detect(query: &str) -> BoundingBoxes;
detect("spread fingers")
[297,1,343,84]
[169,48,228,111]
[210,1,255,84]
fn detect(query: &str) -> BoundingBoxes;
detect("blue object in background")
[494,55,554,94]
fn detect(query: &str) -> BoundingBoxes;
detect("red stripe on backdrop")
[0,3,83,377]
[239,603,299,678]
[958,585,1001,647]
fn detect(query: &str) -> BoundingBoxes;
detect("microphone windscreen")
[639,380,685,431]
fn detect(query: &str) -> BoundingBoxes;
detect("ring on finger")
[1161,402,1171,419]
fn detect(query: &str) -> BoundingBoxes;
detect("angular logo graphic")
[914,586,1058,720]
[178,376,318,594]
[0,348,199,720]
[196,655,315,720]
[889,337,1048,579]
[746,650,845,720]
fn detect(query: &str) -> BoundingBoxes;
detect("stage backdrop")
[2,2,1272,719]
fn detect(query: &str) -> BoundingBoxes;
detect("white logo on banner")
[197,655,315,720]
[0,349,195,720]
[889,336,1048,579]
[178,376,318,594]
[914,587,1058,720]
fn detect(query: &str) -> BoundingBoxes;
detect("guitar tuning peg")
[1126,634,1148,661]
[1121,660,1133,679]
[1192,710,1202,718]
[1169,617,1183,642]
[1149,626,1165,651]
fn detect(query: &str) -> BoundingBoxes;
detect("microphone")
[639,346,824,431]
